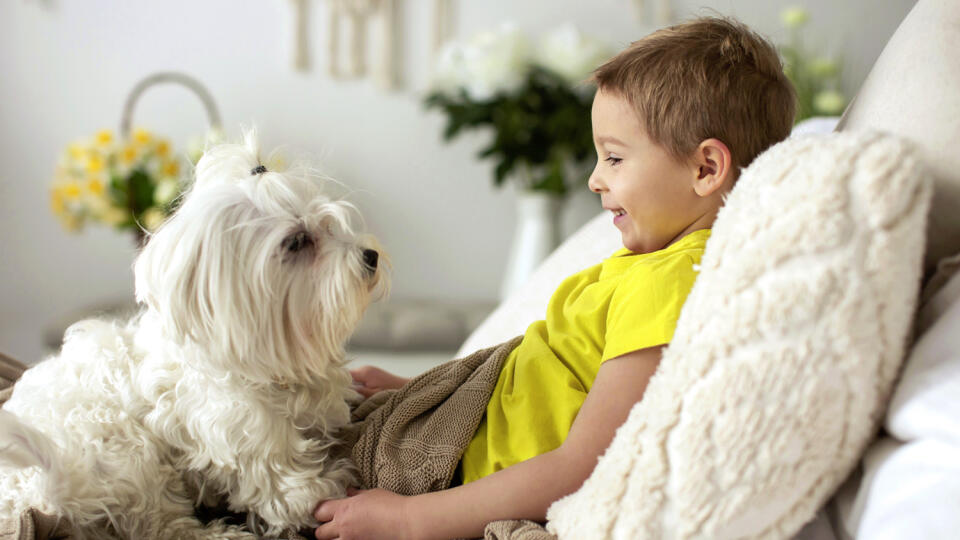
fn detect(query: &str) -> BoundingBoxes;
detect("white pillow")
[833,262,960,539]
[546,131,931,539]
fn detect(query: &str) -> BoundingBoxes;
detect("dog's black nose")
[362,249,379,271]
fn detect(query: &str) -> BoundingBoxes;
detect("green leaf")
[127,168,155,215]
[422,64,598,193]
[494,156,516,186]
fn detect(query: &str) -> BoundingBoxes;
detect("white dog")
[0,130,386,539]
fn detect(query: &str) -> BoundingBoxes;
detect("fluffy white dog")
[0,130,386,539]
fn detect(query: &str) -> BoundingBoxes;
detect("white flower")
[141,207,167,231]
[98,205,129,227]
[154,178,180,206]
[536,24,611,85]
[432,22,531,101]
[432,41,472,96]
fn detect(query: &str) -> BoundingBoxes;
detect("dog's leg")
[218,450,355,535]
[131,515,257,540]
[105,467,259,540]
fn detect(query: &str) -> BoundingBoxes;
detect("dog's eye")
[282,231,314,253]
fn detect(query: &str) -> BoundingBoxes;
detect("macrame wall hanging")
[632,0,673,26]
[286,0,455,91]
[327,0,399,89]
[432,0,455,58]
[288,0,313,70]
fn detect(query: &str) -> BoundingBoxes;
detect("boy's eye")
[605,156,622,166]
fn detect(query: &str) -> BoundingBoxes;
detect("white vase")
[500,190,562,300]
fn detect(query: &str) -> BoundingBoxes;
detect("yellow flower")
[781,6,809,29]
[67,143,86,161]
[50,184,85,232]
[120,144,139,165]
[132,128,152,146]
[161,160,180,178]
[50,189,66,215]
[62,181,82,199]
[87,177,105,195]
[86,152,105,174]
[94,129,113,146]
[155,139,171,158]
[52,128,188,233]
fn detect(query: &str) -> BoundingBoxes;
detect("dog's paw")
[245,472,349,534]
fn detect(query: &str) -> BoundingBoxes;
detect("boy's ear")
[692,138,734,197]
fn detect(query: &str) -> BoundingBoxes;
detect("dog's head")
[134,130,387,384]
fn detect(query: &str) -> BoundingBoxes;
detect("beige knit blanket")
[0,342,557,540]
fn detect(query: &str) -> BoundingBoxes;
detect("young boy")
[315,16,796,540]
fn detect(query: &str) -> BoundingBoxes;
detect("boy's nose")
[588,171,605,193]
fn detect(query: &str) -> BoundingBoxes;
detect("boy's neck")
[659,209,717,251]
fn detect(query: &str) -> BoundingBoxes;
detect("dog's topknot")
[193,128,264,189]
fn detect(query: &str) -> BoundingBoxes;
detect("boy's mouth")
[605,207,627,226]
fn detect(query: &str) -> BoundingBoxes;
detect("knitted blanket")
[0,339,557,540]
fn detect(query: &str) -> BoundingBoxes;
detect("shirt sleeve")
[601,254,699,363]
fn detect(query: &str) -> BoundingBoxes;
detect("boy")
[315,16,796,540]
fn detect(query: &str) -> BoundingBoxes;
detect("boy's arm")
[350,365,410,398]
[315,345,664,540]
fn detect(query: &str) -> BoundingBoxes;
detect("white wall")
[0,0,914,364]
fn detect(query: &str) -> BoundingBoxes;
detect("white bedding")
[834,263,960,539]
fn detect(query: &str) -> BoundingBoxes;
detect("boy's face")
[588,89,708,254]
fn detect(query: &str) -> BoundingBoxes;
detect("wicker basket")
[120,71,221,139]
[119,72,221,246]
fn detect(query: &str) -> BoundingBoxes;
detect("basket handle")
[119,71,222,139]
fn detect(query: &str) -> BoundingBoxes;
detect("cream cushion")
[837,0,960,272]
[545,131,930,539]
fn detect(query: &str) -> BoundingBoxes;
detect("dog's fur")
[0,130,386,539]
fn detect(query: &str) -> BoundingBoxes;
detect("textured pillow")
[837,0,960,272]
[546,131,931,539]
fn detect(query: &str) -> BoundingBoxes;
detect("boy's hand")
[350,366,409,398]
[314,488,413,540]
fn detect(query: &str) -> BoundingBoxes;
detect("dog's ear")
[134,128,268,355]
[133,187,256,352]
[133,198,210,346]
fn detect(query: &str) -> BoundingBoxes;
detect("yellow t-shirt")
[459,229,710,484]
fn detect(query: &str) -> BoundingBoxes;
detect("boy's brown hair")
[592,16,796,170]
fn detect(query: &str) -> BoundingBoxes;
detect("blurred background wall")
[0,0,914,363]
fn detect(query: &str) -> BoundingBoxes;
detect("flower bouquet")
[425,23,612,196]
[50,72,222,246]
[778,6,848,122]
[50,128,189,244]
